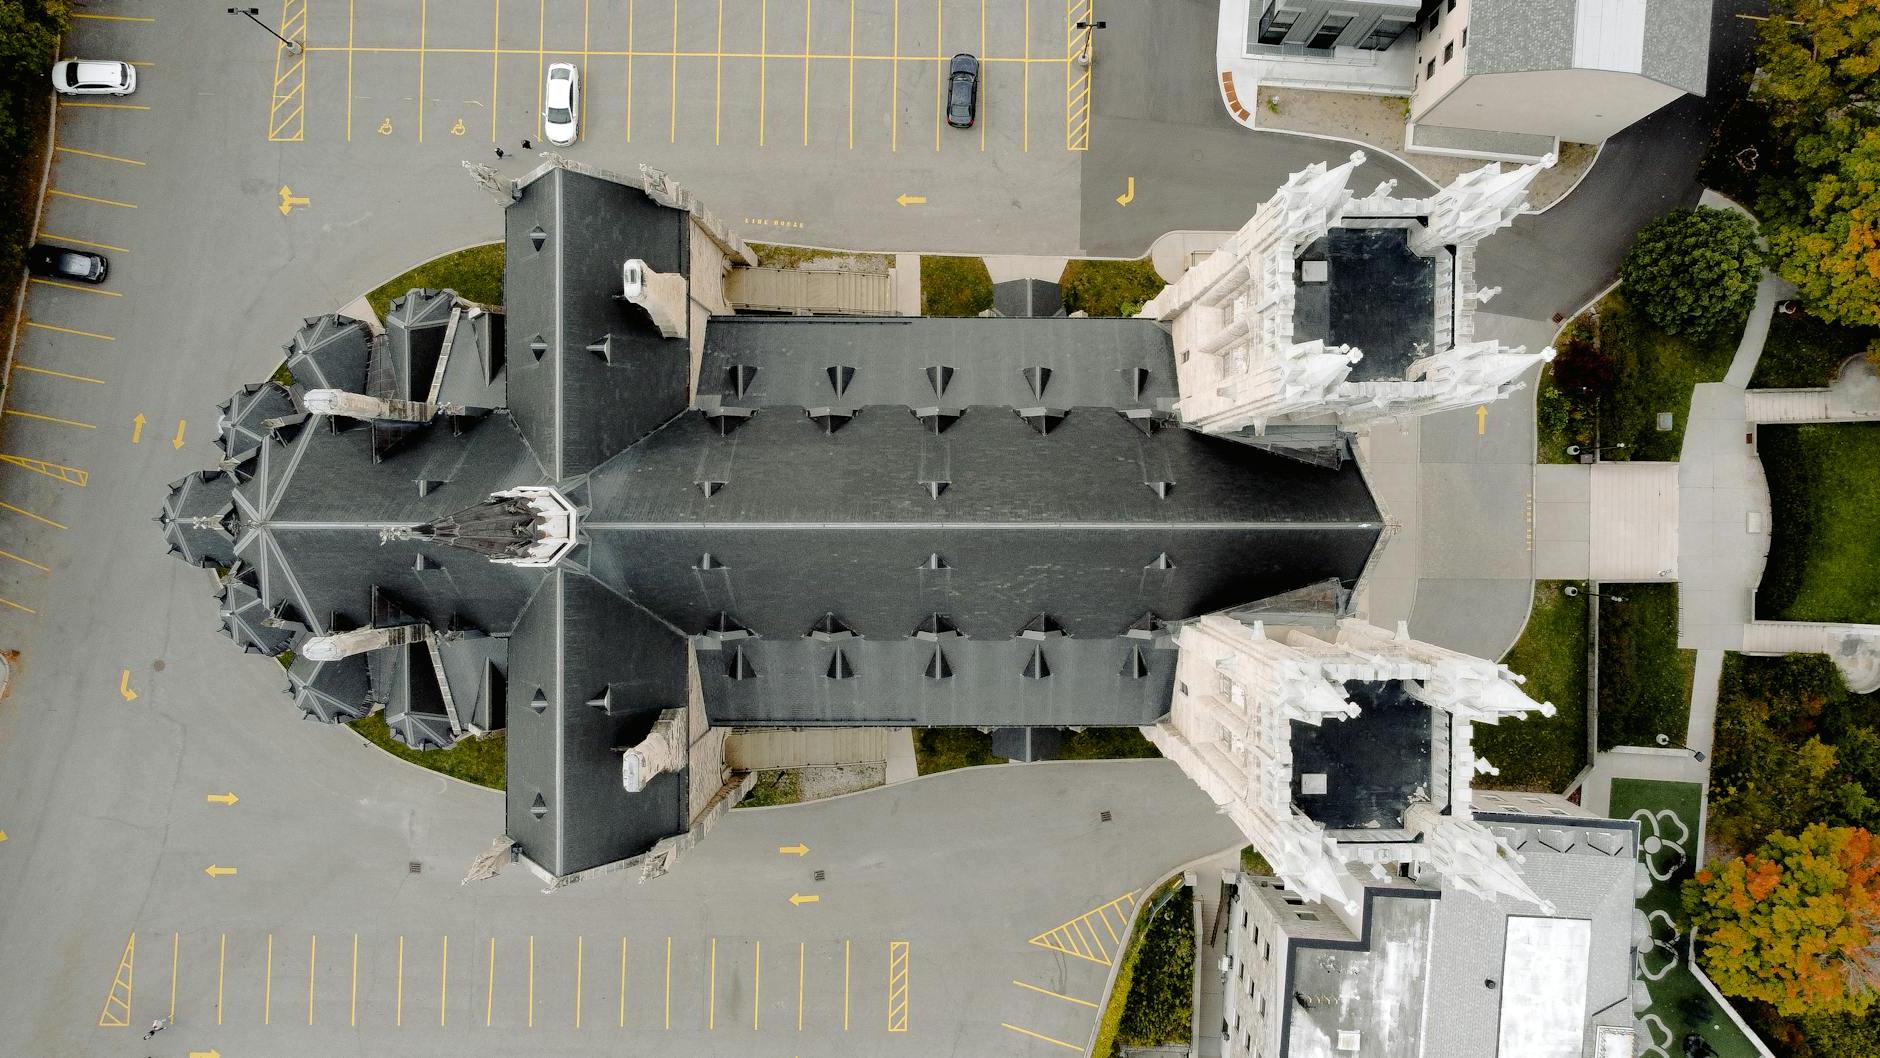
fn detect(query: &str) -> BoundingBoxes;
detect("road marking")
[887,940,909,1032]
[843,938,850,1031]
[536,0,545,141]
[25,320,112,340]
[204,865,237,878]
[0,596,33,616]
[1065,0,1093,150]
[353,935,360,1027]
[789,891,821,905]
[0,502,65,529]
[308,934,317,1025]
[1477,405,1489,434]
[59,101,150,110]
[890,0,898,151]
[172,419,187,449]
[847,0,855,149]
[6,408,95,429]
[379,117,392,135]
[1028,891,1136,965]
[582,0,590,141]
[0,454,88,486]
[34,232,126,253]
[664,936,672,1029]
[264,933,273,1024]
[0,549,49,573]
[708,936,717,1029]
[626,0,634,141]
[527,935,534,1027]
[485,937,495,1027]
[714,0,724,145]
[55,145,145,166]
[797,941,805,1031]
[932,0,940,151]
[1013,979,1097,1007]
[205,791,239,805]
[132,413,145,443]
[278,185,310,215]
[349,0,356,140]
[74,11,154,21]
[268,0,308,142]
[417,0,427,143]
[397,935,405,1026]
[619,937,627,1027]
[778,843,808,856]
[217,934,226,1025]
[758,0,768,147]
[894,193,925,206]
[97,933,135,1027]
[753,940,761,1029]
[980,0,986,151]
[1116,176,1135,205]
[440,935,449,1026]
[669,0,678,142]
[802,0,810,145]
[16,363,105,384]
[1023,0,1030,150]
[170,932,179,1020]
[29,277,121,297]
[573,935,582,1028]
[1002,1022,1083,1050]
[120,669,138,701]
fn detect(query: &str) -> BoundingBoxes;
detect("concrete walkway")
[1579,748,1711,816]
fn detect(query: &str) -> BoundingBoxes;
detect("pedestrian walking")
[143,1016,169,1040]
[493,146,506,159]
[520,138,532,150]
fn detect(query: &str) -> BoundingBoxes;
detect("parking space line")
[0,502,66,530]
[308,934,317,1025]
[536,0,545,142]
[887,940,909,1032]
[847,0,854,148]
[73,11,154,21]
[170,933,179,1020]
[38,233,128,253]
[29,278,121,297]
[1064,0,1092,150]
[843,938,850,1030]
[669,0,678,142]
[486,0,495,142]
[5,409,95,429]
[714,0,723,145]
[797,941,805,1030]
[980,0,986,150]
[97,933,135,1027]
[397,935,405,1026]
[801,0,809,145]
[485,937,495,1027]
[708,936,717,1029]
[1022,0,1029,150]
[48,188,135,209]
[0,596,36,615]
[15,364,106,385]
[440,935,449,1026]
[933,0,941,151]
[1029,892,1137,966]
[352,935,360,1027]
[264,933,274,1025]
[216,934,225,1025]
[758,0,767,147]
[349,0,356,140]
[58,101,151,110]
[1002,1022,1082,1050]
[417,0,427,144]
[619,937,627,1027]
[268,0,308,142]
[25,320,113,341]
[583,0,591,141]
[574,935,583,1028]
[889,0,897,151]
[54,145,144,166]
[527,935,534,1027]
[0,454,88,486]
[753,940,761,1029]
[1013,979,1098,1007]
[625,0,634,141]
[664,936,672,1029]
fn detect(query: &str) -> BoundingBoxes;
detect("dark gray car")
[26,244,108,283]
[947,53,978,129]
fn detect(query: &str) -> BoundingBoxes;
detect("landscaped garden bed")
[1756,423,1880,625]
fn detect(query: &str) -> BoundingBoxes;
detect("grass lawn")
[1536,291,1738,463]
[1093,878,1193,1057]
[1608,778,1763,1058]
[1475,581,1588,791]
[913,728,1005,774]
[1597,583,1695,750]
[1756,424,1880,624]
[347,713,506,789]
[1056,727,1161,760]
[920,255,993,316]
[1750,312,1880,390]
[1059,258,1165,317]
[736,769,803,808]
[367,242,505,319]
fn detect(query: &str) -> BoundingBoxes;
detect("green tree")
[1760,122,1880,328]
[1618,207,1764,340]
[1684,824,1880,1017]
[1750,0,1880,141]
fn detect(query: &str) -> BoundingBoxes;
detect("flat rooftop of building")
[1291,228,1434,382]
[1290,679,1432,829]
[1286,887,1436,1058]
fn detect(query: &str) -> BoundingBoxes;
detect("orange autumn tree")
[1683,824,1880,1016]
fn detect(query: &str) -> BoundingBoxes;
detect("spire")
[384,486,580,567]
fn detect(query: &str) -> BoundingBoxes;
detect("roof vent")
[695,552,726,571]
[1020,613,1065,640]
[921,479,949,499]
[825,647,856,680]
[1022,644,1051,680]
[697,480,726,497]
[530,689,548,714]
[921,553,951,571]
[725,644,759,679]
[808,410,852,434]
[412,553,440,572]
[925,647,953,680]
[528,225,547,251]
[586,687,615,712]
[704,409,752,436]
[530,793,548,819]
[925,364,954,396]
[915,612,958,639]
[1125,366,1151,400]
[1148,552,1175,570]
[416,479,446,497]
[1337,1030,1362,1052]
[918,411,960,434]
[810,612,854,640]
[1146,480,1173,499]
[1121,646,1151,679]
[1018,410,1065,435]
[585,335,616,364]
[528,335,548,362]
[1127,611,1165,638]
[827,364,856,396]
[706,611,750,636]
[726,363,758,398]
[1021,365,1052,400]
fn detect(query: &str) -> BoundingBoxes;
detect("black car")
[946,53,978,129]
[26,244,108,283]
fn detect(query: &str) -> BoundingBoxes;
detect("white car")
[544,62,579,146]
[51,59,136,96]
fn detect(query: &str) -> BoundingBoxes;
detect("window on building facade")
[1446,0,1456,9]
[1306,13,1351,50]
[1257,3,1299,45]
[1298,911,1319,921]
[1361,18,1412,50]
[1426,58,1435,79]
[1428,7,1439,31]
[1443,41,1453,62]
[1462,26,1468,47]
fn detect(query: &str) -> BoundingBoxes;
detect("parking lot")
[272,0,1096,153]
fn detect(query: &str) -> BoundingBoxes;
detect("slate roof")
[165,163,1387,880]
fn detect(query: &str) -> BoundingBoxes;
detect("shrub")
[1060,258,1166,318]
[1618,207,1764,340]
[920,255,994,317]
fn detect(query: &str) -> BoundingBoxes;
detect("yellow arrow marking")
[189,1051,222,1058]
[788,892,819,906]
[204,865,237,878]
[206,792,240,806]
[119,669,138,701]
[451,117,466,136]
[278,186,310,216]
[1116,176,1135,206]
[778,843,808,856]
[895,194,927,206]
[1476,405,1488,435]
[0,831,8,842]
[172,420,187,449]
[130,414,145,444]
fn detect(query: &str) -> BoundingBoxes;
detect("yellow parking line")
[417,0,427,143]
[485,937,495,1027]
[618,937,627,1028]
[752,940,761,1030]
[29,278,121,297]
[708,936,717,1029]
[440,935,449,1027]
[308,934,317,1026]
[352,935,359,1027]
[48,188,135,208]
[15,364,105,384]
[5,409,96,429]
[0,502,66,530]
[582,0,591,141]
[527,935,534,1028]
[669,0,678,142]
[217,934,226,1025]
[0,454,88,486]
[663,936,671,1030]
[1002,1022,1082,1050]
[536,0,545,141]
[802,0,810,145]
[1023,0,1030,150]
[0,596,36,615]
[55,145,144,166]
[73,12,154,21]
[36,233,127,253]
[843,938,849,1030]
[264,933,274,1025]
[980,0,986,150]
[0,547,50,573]
[486,0,495,142]
[847,0,854,149]
[61,101,150,111]
[933,0,940,151]
[349,0,357,141]
[170,933,179,1020]
[397,935,405,1026]
[1013,979,1098,1007]
[796,941,805,1031]
[889,0,898,151]
[625,0,634,141]
[714,0,723,145]
[574,935,583,1029]
[758,0,767,147]
[25,320,113,340]
[887,940,909,1032]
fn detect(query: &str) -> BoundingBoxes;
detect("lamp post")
[1566,442,1627,462]
[1656,733,1707,763]
[1074,18,1107,67]
[1563,586,1625,603]
[228,7,302,54]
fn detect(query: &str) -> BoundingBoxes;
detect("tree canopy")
[1684,824,1880,1017]
[1618,207,1764,340]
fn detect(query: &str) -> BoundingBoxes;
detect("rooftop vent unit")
[1337,1029,1362,1052]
